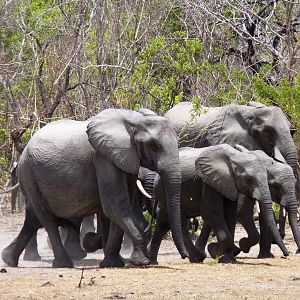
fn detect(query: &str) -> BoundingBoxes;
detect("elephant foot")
[82,232,103,253]
[188,249,206,263]
[129,247,150,266]
[52,257,74,268]
[1,247,19,267]
[257,251,274,259]
[233,245,241,257]
[65,245,87,261]
[296,249,300,254]
[23,250,41,261]
[239,238,252,253]
[100,255,125,268]
[219,255,237,264]
[207,242,222,259]
[147,252,158,265]
[149,258,158,265]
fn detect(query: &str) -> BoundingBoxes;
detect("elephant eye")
[244,177,253,186]
[148,140,161,151]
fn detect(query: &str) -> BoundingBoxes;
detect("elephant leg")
[129,175,152,249]
[224,199,240,257]
[258,212,274,258]
[181,216,206,263]
[100,222,125,268]
[99,210,110,255]
[80,214,96,237]
[201,185,236,263]
[96,157,150,267]
[237,198,259,253]
[82,212,103,253]
[195,221,211,259]
[63,219,87,260]
[43,220,74,267]
[82,232,103,253]
[20,180,73,268]
[2,202,42,267]
[23,231,41,261]
[148,209,170,264]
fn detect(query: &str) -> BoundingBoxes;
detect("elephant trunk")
[159,162,189,259]
[284,192,300,252]
[276,134,300,199]
[259,189,289,256]
[277,135,298,172]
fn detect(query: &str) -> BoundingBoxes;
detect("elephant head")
[195,144,289,256]
[242,103,299,184]
[235,145,300,253]
[86,108,188,259]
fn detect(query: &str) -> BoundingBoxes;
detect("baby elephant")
[147,144,290,264]
[196,145,300,259]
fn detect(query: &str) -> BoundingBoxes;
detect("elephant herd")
[1,101,300,268]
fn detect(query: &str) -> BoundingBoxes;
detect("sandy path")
[0,213,299,299]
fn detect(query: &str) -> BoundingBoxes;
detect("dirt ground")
[0,212,300,300]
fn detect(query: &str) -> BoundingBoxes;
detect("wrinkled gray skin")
[147,145,289,264]
[195,146,300,259]
[165,101,299,199]
[1,108,188,268]
[234,146,300,256]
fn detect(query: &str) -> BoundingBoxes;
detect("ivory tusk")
[136,180,152,199]
[0,182,20,194]
[282,207,286,218]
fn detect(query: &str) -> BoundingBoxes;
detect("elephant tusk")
[136,180,152,199]
[0,182,20,194]
[282,207,286,218]
[255,201,260,214]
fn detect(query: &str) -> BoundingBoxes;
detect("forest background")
[1,0,300,193]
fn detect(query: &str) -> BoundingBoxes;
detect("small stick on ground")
[78,268,84,288]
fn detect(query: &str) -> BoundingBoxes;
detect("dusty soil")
[0,212,300,300]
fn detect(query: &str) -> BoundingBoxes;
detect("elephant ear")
[195,144,238,201]
[86,109,142,175]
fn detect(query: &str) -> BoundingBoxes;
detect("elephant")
[194,145,300,259]
[1,108,188,268]
[147,144,290,264]
[165,101,299,200]
[165,100,300,255]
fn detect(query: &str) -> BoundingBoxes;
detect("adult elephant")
[2,108,188,268]
[148,144,290,264]
[165,101,299,188]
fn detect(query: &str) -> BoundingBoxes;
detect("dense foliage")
[1,0,300,184]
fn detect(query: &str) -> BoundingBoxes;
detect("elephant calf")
[195,146,300,260]
[147,144,291,264]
